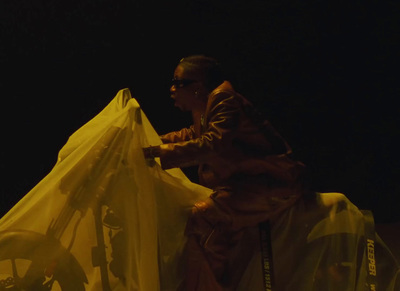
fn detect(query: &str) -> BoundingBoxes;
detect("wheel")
[0,231,87,291]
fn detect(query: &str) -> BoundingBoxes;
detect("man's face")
[170,65,199,111]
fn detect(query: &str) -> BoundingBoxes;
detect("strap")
[362,210,378,290]
[259,221,274,291]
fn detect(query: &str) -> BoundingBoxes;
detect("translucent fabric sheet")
[0,89,211,291]
[0,89,398,291]
[237,192,400,291]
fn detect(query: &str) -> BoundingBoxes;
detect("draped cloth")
[0,89,211,291]
[238,192,400,291]
[0,89,398,290]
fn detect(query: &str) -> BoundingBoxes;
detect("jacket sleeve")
[157,92,241,169]
[159,125,196,143]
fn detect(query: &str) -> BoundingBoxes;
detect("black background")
[1,0,399,223]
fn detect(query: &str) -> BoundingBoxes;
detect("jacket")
[158,81,305,193]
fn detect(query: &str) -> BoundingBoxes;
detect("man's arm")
[156,92,241,169]
[159,125,196,143]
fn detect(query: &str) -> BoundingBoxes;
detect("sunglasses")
[171,78,197,88]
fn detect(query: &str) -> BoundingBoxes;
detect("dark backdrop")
[1,0,399,222]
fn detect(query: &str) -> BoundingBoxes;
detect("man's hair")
[179,55,225,91]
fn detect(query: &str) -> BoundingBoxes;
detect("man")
[144,55,306,290]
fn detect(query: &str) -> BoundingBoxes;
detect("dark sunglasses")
[171,78,197,88]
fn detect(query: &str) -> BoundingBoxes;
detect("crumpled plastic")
[0,89,211,291]
[238,192,400,290]
[0,89,398,290]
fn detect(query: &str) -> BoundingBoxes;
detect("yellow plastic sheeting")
[0,89,211,291]
[238,192,400,291]
[0,89,398,290]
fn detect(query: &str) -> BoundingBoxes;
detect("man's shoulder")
[208,81,241,105]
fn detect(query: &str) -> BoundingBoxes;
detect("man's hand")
[142,146,161,167]
[142,146,161,159]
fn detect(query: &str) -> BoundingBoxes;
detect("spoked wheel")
[0,231,87,291]
[0,254,69,290]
